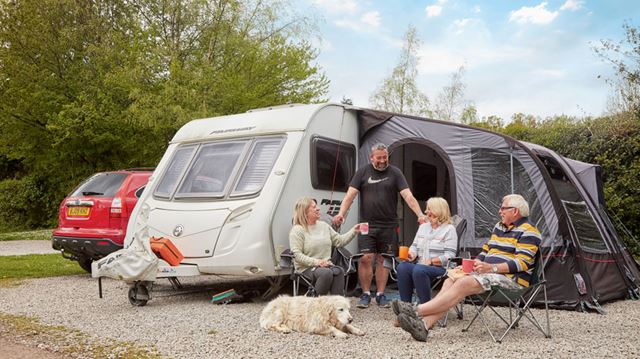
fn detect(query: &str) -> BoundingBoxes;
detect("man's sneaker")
[376,293,391,308]
[357,293,371,308]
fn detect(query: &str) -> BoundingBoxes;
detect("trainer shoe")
[398,313,428,342]
[376,293,391,308]
[357,293,371,308]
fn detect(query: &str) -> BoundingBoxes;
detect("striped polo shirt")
[477,217,541,287]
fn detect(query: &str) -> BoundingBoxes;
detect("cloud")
[453,18,472,34]
[425,5,443,17]
[312,0,359,15]
[560,0,583,11]
[509,2,558,25]
[361,11,381,28]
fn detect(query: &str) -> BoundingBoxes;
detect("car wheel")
[77,257,93,273]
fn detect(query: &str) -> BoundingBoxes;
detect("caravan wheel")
[128,282,150,307]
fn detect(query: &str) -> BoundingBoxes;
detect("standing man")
[333,143,426,308]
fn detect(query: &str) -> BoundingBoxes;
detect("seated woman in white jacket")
[396,197,458,304]
[289,197,362,295]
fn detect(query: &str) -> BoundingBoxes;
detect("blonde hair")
[503,194,530,217]
[293,197,316,231]
[426,197,452,225]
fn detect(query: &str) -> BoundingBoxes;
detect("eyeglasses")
[499,206,516,211]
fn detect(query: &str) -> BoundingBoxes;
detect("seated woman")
[289,197,362,295]
[396,197,458,305]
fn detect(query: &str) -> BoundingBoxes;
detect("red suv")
[52,169,153,272]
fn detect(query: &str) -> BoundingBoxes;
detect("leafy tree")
[433,66,471,122]
[593,21,640,116]
[369,26,431,116]
[460,105,479,124]
[0,0,328,230]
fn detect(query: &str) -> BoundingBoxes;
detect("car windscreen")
[71,173,127,197]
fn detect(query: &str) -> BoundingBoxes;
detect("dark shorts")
[358,226,398,255]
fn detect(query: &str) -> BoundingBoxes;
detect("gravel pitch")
[1,274,639,358]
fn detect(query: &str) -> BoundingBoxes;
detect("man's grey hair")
[370,143,388,152]
[503,194,529,217]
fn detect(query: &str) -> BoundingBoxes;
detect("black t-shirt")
[349,164,409,227]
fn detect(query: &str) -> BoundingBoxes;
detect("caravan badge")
[173,224,184,237]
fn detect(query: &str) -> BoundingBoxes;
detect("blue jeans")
[396,262,447,303]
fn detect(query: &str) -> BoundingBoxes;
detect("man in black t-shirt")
[333,143,426,308]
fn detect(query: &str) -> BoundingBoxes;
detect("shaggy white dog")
[259,295,364,338]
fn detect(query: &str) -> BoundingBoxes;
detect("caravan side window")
[231,138,285,197]
[310,136,356,192]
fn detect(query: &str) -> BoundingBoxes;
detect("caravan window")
[153,136,285,200]
[154,146,197,198]
[231,138,285,196]
[310,136,356,192]
[175,141,247,198]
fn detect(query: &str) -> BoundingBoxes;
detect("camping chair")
[279,249,318,296]
[280,246,359,297]
[461,252,551,343]
[432,214,468,327]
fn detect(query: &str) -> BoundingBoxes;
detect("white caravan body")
[125,103,360,279]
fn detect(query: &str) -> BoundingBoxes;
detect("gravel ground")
[0,240,58,256]
[1,274,639,358]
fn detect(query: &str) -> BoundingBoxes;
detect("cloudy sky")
[293,0,638,121]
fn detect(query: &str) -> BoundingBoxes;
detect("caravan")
[112,103,639,310]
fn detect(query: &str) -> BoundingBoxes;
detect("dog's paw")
[349,326,365,336]
[274,325,292,334]
[333,331,348,339]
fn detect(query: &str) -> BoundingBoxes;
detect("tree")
[460,105,479,124]
[0,0,329,230]
[433,66,470,122]
[369,26,431,116]
[593,21,640,116]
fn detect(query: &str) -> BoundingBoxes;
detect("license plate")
[67,207,90,216]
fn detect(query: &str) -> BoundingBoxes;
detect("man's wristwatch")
[491,264,498,273]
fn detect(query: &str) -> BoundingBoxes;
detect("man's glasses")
[499,206,516,211]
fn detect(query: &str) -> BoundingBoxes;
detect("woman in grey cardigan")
[289,197,362,295]
[396,197,458,304]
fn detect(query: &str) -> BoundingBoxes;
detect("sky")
[292,0,639,121]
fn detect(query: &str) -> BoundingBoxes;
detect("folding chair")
[280,249,318,296]
[461,253,551,343]
[281,247,358,296]
[432,214,468,327]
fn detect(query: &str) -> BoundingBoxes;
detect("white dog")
[259,295,364,338]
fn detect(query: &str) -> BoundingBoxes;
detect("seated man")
[392,194,541,342]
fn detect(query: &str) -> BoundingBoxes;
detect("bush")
[0,177,57,232]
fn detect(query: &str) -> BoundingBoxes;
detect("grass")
[0,229,52,241]
[0,313,162,358]
[0,254,85,282]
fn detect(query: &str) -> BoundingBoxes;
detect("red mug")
[360,222,369,235]
[462,259,474,273]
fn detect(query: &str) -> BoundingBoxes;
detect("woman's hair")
[293,197,316,231]
[426,197,452,225]
[503,194,530,217]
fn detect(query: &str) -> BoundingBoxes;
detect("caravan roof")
[171,103,325,143]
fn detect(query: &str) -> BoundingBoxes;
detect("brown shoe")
[393,318,400,327]
[392,300,419,319]
[398,313,428,342]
